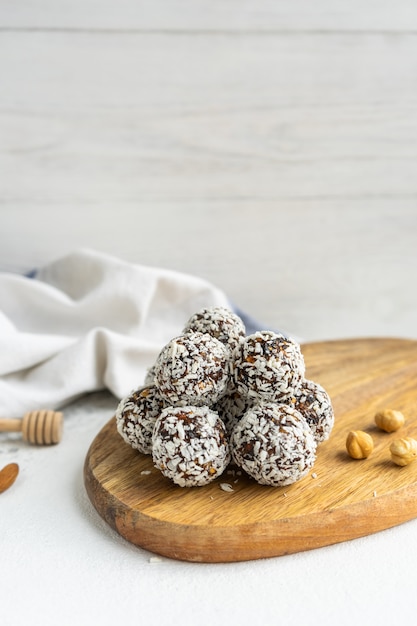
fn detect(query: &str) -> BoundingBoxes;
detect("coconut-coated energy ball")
[232,331,305,402]
[183,306,246,353]
[154,332,230,406]
[152,405,230,487]
[292,379,334,443]
[116,384,166,455]
[144,363,157,386]
[213,390,253,436]
[231,402,317,486]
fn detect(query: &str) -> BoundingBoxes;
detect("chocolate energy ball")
[214,390,253,436]
[154,332,230,406]
[292,379,334,443]
[233,331,305,402]
[183,306,245,353]
[231,402,317,486]
[116,384,166,455]
[144,363,156,386]
[152,405,230,487]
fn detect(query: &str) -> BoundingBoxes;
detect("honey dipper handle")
[0,418,23,433]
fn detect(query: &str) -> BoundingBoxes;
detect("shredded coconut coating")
[231,402,317,486]
[232,331,305,403]
[116,384,166,455]
[144,363,157,386]
[183,306,245,353]
[292,379,334,443]
[214,390,253,436]
[152,405,231,487]
[154,332,230,406]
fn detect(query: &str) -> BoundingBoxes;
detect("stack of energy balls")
[115,307,334,488]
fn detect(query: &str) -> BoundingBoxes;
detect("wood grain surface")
[84,337,417,562]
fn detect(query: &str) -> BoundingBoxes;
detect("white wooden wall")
[1,1,416,341]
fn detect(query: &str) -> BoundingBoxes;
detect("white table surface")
[1,2,417,625]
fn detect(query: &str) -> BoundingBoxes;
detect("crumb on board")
[141,470,152,475]
[220,482,234,492]
[149,556,163,563]
[311,472,318,479]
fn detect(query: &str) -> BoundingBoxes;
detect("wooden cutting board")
[84,338,417,562]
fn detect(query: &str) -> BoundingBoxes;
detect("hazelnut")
[346,430,374,459]
[390,437,417,466]
[374,409,405,433]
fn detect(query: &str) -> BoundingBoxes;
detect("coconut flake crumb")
[220,483,234,492]
[311,472,318,479]
[141,470,152,475]
[149,556,163,563]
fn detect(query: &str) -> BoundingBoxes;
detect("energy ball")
[144,363,157,385]
[152,405,230,487]
[292,379,334,443]
[183,306,245,353]
[214,390,254,436]
[233,331,305,402]
[154,332,230,406]
[116,384,165,455]
[231,402,317,486]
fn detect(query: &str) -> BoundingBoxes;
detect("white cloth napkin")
[0,249,232,417]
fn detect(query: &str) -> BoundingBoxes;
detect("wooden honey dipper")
[0,409,63,445]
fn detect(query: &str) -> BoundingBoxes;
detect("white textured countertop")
[1,2,417,625]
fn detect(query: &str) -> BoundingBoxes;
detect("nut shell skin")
[374,409,405,433]
[0,462,19,493]
[390,437,417,466]
[346,430,374,459]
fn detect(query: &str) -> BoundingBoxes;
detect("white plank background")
[1,1,417,342]
[3,0,417,31]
